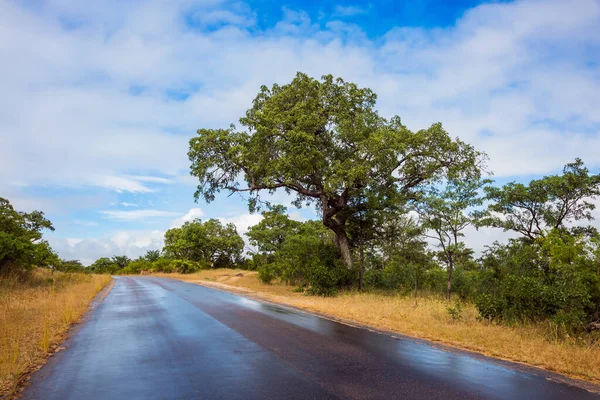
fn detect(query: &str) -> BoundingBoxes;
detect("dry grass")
[0,269,111,397]
[162,268,600,384]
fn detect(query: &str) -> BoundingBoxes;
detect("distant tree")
[417,178,489,300]
[144,250,161,262]
[475,159,600,241]
[111,255,131,270]
[163,219,244,267]
[89,257,119,274]
[56,259,86,273]
[188,72,486,270]
[0,197,57,272]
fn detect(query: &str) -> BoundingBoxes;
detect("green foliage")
[189,72,486,268]
[89,257,119,274]
[446,300,463,322]
[144,249,161,262]
[475,159,600,241]
[416,178,488,299]
[246,205,301,255]
[163,218,244,267]
[0,197,57,272]
[55,259,86,273]
[168,259,206,274]
[121,259,151,275]
[257,221,348,295]
[474,230,600,332]
[111,255,131,269]
[150,258,173,273]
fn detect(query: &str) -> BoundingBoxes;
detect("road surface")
[22,276,599,400]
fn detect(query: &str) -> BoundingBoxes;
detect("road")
[22,276,599,400]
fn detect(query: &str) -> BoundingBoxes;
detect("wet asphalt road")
[22,277,599,400]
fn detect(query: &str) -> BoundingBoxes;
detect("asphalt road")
[22,276,599,400]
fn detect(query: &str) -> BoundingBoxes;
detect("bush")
[446,300,463,322]
[168,259,204,274]
[257,262,276,283]
[151,258,173,273]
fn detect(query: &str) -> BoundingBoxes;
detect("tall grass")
[163,269,600,384]
[0,269,111,397]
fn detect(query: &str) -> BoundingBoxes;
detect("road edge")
[9,277,115,400]
[182,278,600,395]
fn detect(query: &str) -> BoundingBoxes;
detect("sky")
[1,0,599,265]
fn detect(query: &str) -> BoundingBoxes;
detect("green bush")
[168,259,204,274]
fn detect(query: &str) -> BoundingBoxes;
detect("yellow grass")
[0,269,112,397]
[162,268,600,384]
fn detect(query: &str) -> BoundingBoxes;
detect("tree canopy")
[189,72,486,268]
[163,218,244,268]
[475,159,600,241]
[246,205,301,255]
[0,197,57,272]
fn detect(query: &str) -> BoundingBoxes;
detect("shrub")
[446,300,463,322]
[168,259,203,274]
[150,258,172,273]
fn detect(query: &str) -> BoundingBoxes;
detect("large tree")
[189,73,485,269]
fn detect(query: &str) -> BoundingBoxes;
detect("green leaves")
[476,159,600,240]
[189,72,486,268]
[246,205,300,255]
[163,218,244,267]
[0,197,56,271]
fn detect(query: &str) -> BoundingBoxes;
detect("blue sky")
[1,0,599,264]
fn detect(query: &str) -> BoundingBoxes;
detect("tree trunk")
[446,261,453,301]
[336,231,354,270]
[322,200,354,270]
[359,242,365,291]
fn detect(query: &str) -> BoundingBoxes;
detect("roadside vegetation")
[0,270,111,397]
[0,198,112,397]
[3,73,599,385]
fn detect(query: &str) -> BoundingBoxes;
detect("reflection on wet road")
[22,277,599,399]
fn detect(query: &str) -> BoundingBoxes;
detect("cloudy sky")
[1,0,599,264]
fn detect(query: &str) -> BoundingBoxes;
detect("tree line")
[2,72,599,334]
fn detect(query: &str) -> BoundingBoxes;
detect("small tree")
[476,159,600,241]
[144,250,161,262]
[246,205,300,257]
[417,178,489,300]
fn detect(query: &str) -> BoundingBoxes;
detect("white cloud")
[2,0,600,262]
[218,213,263,235]
[100,209,180,221]
[50,229,164,266]
[169,207,205,228]
[121,202,139,207]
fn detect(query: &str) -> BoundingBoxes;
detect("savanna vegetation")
[3,72,600,384]
[0,198,112,397]
[184,73,600,339]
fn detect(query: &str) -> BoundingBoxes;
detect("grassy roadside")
[159,269,600,384]
[0,269,112,397]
